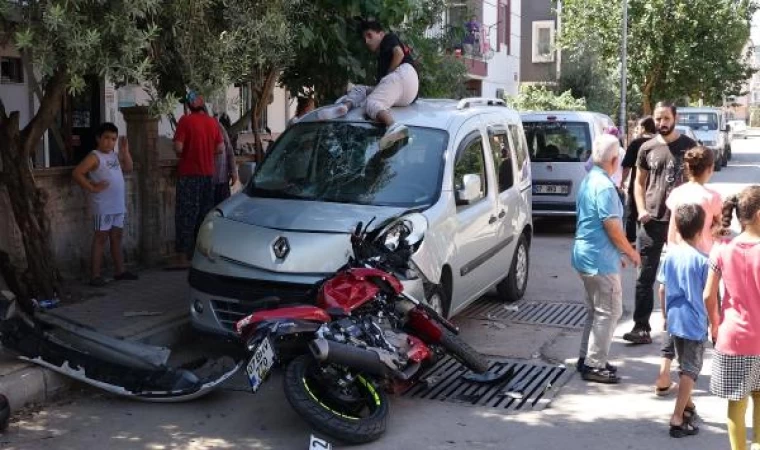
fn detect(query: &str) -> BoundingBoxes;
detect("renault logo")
[273,237,290,259]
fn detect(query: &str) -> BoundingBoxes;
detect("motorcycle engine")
[317,313,411,371]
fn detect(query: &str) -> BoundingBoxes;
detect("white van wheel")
[497,235,530,303]
[424,284,448,318]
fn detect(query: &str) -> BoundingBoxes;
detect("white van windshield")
[523,121,592,162]
[247,122,448,207]
[678,113,719,131]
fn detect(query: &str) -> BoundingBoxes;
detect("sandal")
[669,419,699,438]
[684,405,700,422]
[655,381,678,397]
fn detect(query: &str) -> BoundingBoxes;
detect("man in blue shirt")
[656,203,708,438]
[573,134,641,384]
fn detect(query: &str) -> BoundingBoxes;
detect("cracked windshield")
[248,122,448,207]
[523,121,592,162]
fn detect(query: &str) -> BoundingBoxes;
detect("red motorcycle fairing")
[235,305,330,336]
[319,268,404,314]
[406,335,432,363]
[407,308,444,343]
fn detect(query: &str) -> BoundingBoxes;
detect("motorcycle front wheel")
[283,355,389,444]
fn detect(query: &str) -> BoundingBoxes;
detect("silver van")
[189,98,534,336]
[520,111,616,217]
[677,107,730,171]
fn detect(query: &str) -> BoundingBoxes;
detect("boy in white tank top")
[73,123,138,286]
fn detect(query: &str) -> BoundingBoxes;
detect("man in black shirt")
[623,102,697,345]
[318,20,419,150]
[621,116,656,244]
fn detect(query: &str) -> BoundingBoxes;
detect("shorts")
[672,336,705,381]
[93,213,125,231]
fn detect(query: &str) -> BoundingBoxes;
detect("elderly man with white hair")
[572,134,641,384]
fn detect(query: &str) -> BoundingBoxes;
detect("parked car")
[520,111,616,217]
[677,107,730,170]
[675,125,701,145]
[189,98,534,336]
[728,119,748,141]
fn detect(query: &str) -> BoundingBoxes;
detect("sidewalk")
[0,269,191,414]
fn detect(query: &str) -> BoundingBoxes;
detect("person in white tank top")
[73,123,138,286]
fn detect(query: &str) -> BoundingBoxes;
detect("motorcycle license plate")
[246,337,275,393]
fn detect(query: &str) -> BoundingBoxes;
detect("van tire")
[496,235,530,303]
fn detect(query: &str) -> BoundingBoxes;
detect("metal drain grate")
[462,301,587,329]
[403,356,571,412]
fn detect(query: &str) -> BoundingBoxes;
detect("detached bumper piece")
[0,297,241,402]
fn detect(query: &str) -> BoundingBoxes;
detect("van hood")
[693,129,718,144]
[222,195,406,233]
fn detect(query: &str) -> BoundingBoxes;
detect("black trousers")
[625,194,638,244]
[633,220,669,331]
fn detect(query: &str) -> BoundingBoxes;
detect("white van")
[520,111,616,217]
[677,107,730,171]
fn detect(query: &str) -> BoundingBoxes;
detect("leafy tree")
[558,49,619,116]
[281,0,465,104]
[559,0,756,115]
[0,0,158,305]
[504,85,587,112]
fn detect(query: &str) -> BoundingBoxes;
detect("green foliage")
[559,0,756,113]
[558,49,619,116]
[2,0,160,96]
[504,85,586,112]
[281,0,466,103]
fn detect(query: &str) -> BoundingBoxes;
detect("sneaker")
[89,276,107,287]
[378,123,409,150]
[622,328,652,344]
[577,357,617,373]
[582,367,620,384]
[317,104,349,120]
[115,271,139,281]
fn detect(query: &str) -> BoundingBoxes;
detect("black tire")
[283,355,389,445]
[722,149,729,167]
[424,283,449,319]
[496,234,530,303]
[440,328,490,374]
[0,394,8,432]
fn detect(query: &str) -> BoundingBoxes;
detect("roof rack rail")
[456,97,507,110]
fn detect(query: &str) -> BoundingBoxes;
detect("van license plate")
[534,184,569,195]
[246,337,275,393]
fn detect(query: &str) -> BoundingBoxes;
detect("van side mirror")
[238,162,257,186]
[455,174,482,205]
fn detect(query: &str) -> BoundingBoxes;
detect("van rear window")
[522,121,592,162]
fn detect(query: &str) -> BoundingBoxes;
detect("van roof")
[299,98,522,130]
[520,111,612,122]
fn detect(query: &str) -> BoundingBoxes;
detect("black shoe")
[89,276,107,287]
[115,271,139,281]
[577,358,617,373]
[622,328,652,344]
[582,367,620,384]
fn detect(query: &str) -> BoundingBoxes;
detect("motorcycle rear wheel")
[283,355,389,444]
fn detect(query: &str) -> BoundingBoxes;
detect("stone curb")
[0,356,70,415]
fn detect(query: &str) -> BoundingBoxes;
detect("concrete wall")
[481,0,521,98]
[519,0,558,84]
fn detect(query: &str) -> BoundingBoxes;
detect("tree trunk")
[250,68,279,162]
[0,70,67,307]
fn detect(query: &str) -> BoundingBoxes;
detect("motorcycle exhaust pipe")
[309,338,390,377]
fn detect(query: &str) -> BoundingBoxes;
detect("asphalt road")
[1,138,758,450]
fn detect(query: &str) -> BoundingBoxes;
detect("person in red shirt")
[173,91,223,268]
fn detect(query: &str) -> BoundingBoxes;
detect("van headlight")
[196,210,222,260]
[380,213,428,251]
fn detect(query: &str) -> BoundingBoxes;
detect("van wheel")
[497,235,530,303]
[714,156,723,172]
[722,149,729,167]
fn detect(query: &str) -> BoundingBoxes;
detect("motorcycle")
[235,213,490,444]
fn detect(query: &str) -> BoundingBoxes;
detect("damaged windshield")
[247,122,448,207]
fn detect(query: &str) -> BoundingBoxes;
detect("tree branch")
[21,69,68,157]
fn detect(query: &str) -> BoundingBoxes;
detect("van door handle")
[489,215,498,225]
[498,210,506,219]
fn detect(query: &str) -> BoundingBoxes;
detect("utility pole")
[619,0,628,141]
[556,0,563,81]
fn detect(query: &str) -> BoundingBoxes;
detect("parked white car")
[520,111,616,217]
[728,119,748,140]
[189,98,534,335]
